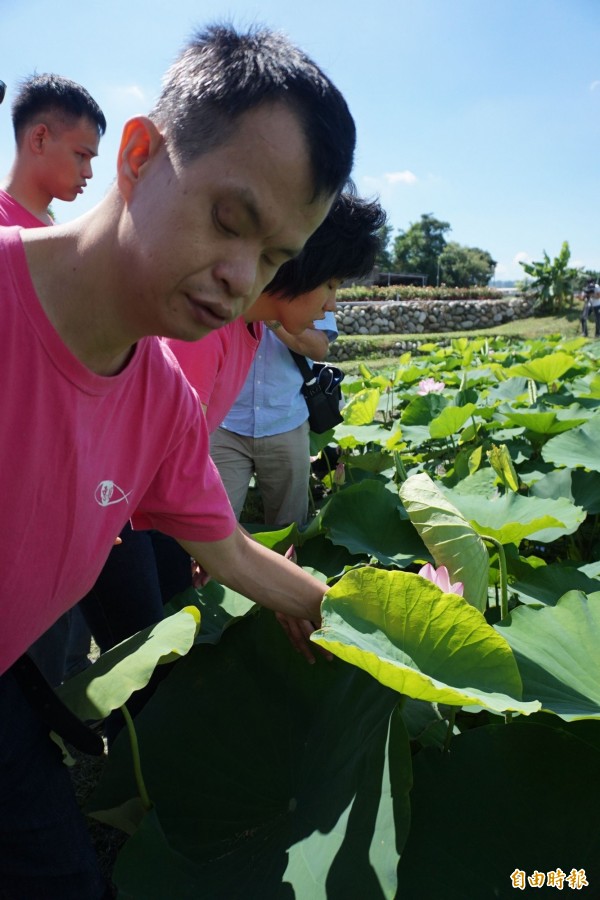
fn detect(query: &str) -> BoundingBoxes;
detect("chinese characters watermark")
[510,869,589,890]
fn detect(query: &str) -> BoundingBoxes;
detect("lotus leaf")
[311,567,539,714]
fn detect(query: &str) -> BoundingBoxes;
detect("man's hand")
[179,526,329,662]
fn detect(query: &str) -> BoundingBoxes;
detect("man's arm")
[268,324,330,361]
[178,526,327,662]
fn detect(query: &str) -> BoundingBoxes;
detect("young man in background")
[0,72,106,226]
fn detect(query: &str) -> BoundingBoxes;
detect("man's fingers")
[275,612,315,664]
[274,612,334,664]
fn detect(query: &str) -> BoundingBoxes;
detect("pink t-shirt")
[0,228,236,673]
[166,319,264,433]
[0,188,47,228]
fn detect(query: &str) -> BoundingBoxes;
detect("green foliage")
[519,240,582,314]
[392,213,450,285]
[56,606,200,721]
[68,332,600,896]
[374,222,394,271]
[438,240,496,288]
[388,213,496,287]
[90,608,404,898]
[336,284,504,302]
[312,567,536,714]
[396,720,600,896]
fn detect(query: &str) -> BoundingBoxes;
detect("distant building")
[345,268,426,288]
[373,271,427,287]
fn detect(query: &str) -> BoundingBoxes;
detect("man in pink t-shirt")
[0,24,355,899]
[0,73,107,684]
[79,192,384,659]
[0,73,106,227]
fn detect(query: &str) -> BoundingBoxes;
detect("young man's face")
[275,279,341,335]
[121,104,334,342]
[41,117,100,202]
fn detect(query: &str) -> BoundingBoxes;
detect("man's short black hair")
[265,187,387,298]
[11,73,106,141]
[151,23,355,201]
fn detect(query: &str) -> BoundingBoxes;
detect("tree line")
[376,213,496,288]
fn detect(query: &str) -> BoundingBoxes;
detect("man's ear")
[29,123,50,155]
[117,116,163,200]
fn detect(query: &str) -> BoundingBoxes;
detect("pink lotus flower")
[418,563,464,596]
[417,377,445,395]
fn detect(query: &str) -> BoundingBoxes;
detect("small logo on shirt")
[95,480,132,507]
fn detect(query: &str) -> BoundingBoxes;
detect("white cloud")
[492,252,533,281]
[514,251,531,266]
[111,84,146,102]
[384,170,418,185]
[590,80,600,92]
[360,171,419,199]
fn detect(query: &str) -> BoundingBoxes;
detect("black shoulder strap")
[288,349,316,383]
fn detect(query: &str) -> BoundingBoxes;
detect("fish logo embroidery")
[95,480,132,507]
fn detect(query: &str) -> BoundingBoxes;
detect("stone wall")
[327,295,534,362]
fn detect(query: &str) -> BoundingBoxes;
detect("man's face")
[275,279,341,335]
[42,117,100,202]
[121,104,334,342]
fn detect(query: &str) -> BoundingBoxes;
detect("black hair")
[150,23,355,200]
[11,73,106,141]
[264,187,386,298]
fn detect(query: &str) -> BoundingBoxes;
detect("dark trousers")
[0,669,109,899]
[79,523,192,655]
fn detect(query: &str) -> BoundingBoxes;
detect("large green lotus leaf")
[542,411,600,473]
[89,608,406,899]
[317,480,429,567]
[296,532,368,578]
[506,351,577,383]
[572,468,600,513]
[528,465,575,502]
[400,393,447,426]
[446,487,586,544]
[507,555,600,607]
[399,698,453,750]
[428,402,477,439]
[250,522,299,552]
[397,364,424,384]
[495,591,600,720]
[394,423,432,448]
[498,405,588,436]
[396,721,600,897]
[331,422,390,450]
[165,580,255,644]
[450,466,498,496]
[112,711,410,900]
[398,472,489,611]
[56,606,200,722]
[344,449,394,473]
[311,567,538,715]
[341,388,381,425]
[486,375,528,403]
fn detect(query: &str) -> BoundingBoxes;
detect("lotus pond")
[60,333,600,898]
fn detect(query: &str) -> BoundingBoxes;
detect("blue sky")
[2,0,599,280]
